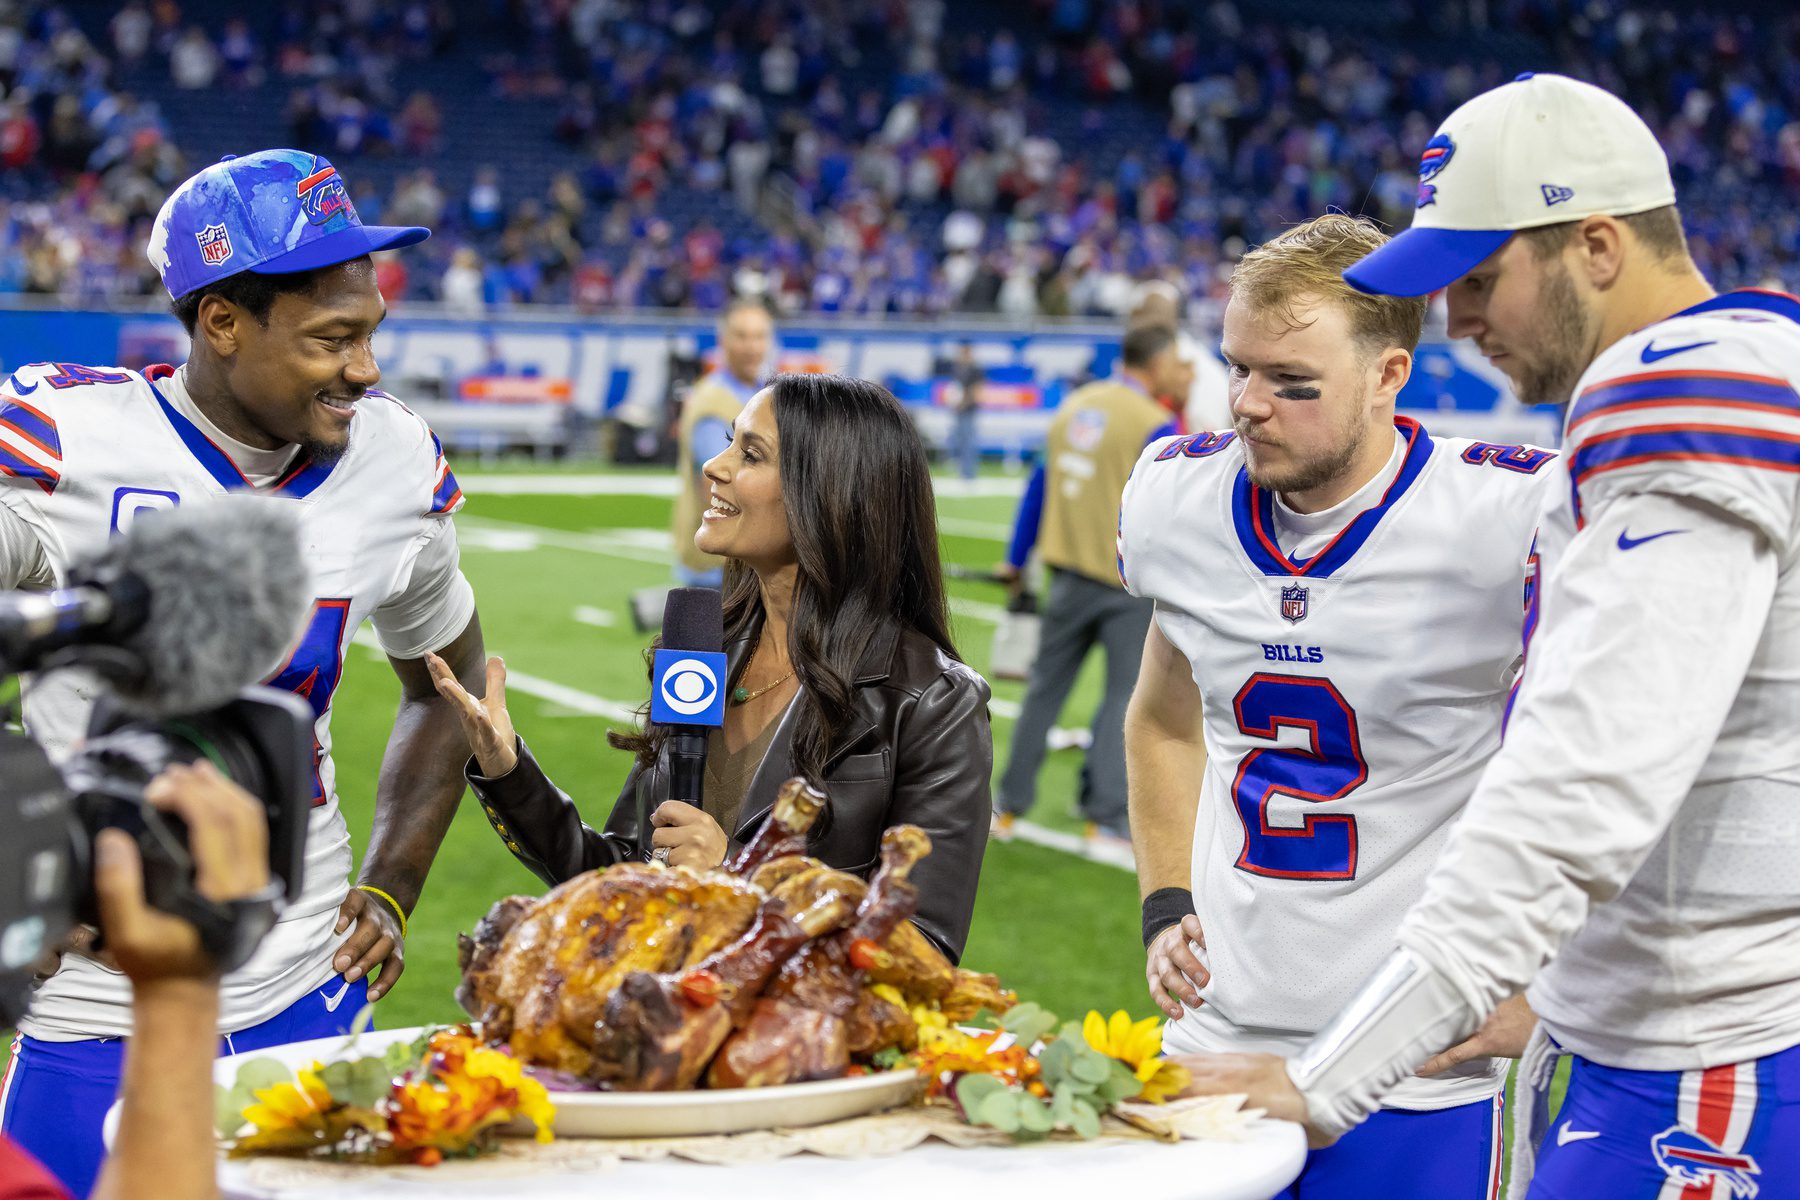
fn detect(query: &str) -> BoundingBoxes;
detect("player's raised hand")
[1417,993,1537,1077]
[1146,913,1209,1019]
[426,651,517,776]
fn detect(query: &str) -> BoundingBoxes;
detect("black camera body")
[0,687,313,1026]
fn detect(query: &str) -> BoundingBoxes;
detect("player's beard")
[1239,380,1372,497]
[1511,259,1597,409]
[299,433,350,465]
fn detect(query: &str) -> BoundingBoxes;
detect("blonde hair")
[1230,214,1427,356]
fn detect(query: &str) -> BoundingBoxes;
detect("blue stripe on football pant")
[0,978,368,1200]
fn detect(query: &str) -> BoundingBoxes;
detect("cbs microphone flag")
[650,648,728,726]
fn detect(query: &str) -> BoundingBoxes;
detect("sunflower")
[242,1063,335,1135]
[1081,1010,1191,1104]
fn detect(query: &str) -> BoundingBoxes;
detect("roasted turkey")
[456,777,1008,1089]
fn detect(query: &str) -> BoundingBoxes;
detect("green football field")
[335,463,1151,1033]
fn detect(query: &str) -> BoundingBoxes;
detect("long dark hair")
[612,373,958,785]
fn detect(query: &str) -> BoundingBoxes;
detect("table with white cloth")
[213,1026,1307,1200]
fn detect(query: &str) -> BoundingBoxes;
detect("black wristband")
[1142,886,1195,948]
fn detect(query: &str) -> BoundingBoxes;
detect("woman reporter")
[428,374,993,961]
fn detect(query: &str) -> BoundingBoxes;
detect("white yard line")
[572,605,617,627]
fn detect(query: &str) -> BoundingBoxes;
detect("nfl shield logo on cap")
[194,223,232,267]
[147,148,430,300]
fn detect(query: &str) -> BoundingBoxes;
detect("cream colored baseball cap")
[1345,72,1676,297]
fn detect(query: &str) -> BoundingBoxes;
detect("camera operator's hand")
[95,761,270,984]
[426,651,517,777]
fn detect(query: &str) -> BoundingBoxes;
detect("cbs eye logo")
[659,657,720,716]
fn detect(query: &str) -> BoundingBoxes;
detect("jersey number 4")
[266,599,352,805]
[1231,673,1367,880]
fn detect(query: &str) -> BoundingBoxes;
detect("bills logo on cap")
[1416,133,1456,208]
[297,163,354,228]
[195,223,233,266]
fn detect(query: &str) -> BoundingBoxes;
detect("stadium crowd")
[0,0,1796,314]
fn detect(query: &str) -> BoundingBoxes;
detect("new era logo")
[1541,184,1575,206]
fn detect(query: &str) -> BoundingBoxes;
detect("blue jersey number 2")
[266,599,352,805]
[1231,673,1367,880]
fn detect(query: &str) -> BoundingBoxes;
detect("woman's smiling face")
[695,388,795,572]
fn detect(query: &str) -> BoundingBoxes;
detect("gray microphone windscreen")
[85,496,312,716]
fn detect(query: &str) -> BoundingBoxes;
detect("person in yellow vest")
[672,298,774,587]
[993,322,1187,854]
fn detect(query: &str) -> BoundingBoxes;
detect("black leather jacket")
[465,612,993,963]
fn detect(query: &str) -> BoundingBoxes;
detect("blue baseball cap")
[1344,74,1675,297]
[147,149,430,300]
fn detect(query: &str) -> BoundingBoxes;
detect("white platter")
[213,1024,923,1140]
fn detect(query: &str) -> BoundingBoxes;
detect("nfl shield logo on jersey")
[195,223,233,266]
[1280,584,1309,624]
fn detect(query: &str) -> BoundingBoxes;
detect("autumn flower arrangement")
[217,1024,554,1166]
[875,991,1191,1142]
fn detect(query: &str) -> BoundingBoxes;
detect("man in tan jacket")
[671,298,774,587]
[994,322,1185,854]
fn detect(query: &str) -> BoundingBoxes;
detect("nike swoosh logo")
[3,374,36,395]
[1557,1121,1601,1146]
[319,980,353,1012]
[1640,339,1717,363]
[1617,528,1688,551]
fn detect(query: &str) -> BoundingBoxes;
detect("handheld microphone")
[0,496,312,716]
[649,588,726,826]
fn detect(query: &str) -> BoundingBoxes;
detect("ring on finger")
[652,845,671,865]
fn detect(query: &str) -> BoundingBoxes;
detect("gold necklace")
[731,635,794,704]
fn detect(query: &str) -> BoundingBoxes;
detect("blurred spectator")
[441,246,487,316]
[168,27,218,90]
[397,91,442,156]
[466,165,504,234]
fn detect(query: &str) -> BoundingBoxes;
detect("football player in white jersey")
[0,149,487,1198]
[1121,213,1556,1199]
[1173,74,1800,1200]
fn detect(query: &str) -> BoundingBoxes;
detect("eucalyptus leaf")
[231,1057,294,1095]
[341,1058,393,1109]
[977,1091,1022,1134]
[955,1073,1005,1109]
[1070,1097,1103,1140]
[1017,1096,1055,1134]
[1049,1087,1076,1127]
[997,1002,1042,1032]
[318,1060,357,1097]
[1070,1050,1112,1086]
[1038,1038,1074,1081]
[1095,1059,1146,1106]
[213,1083,247,1140]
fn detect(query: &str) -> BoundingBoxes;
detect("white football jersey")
[1505,291,1800,1068]
[1119,417,1554,1109]
[0,361,465,1039]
